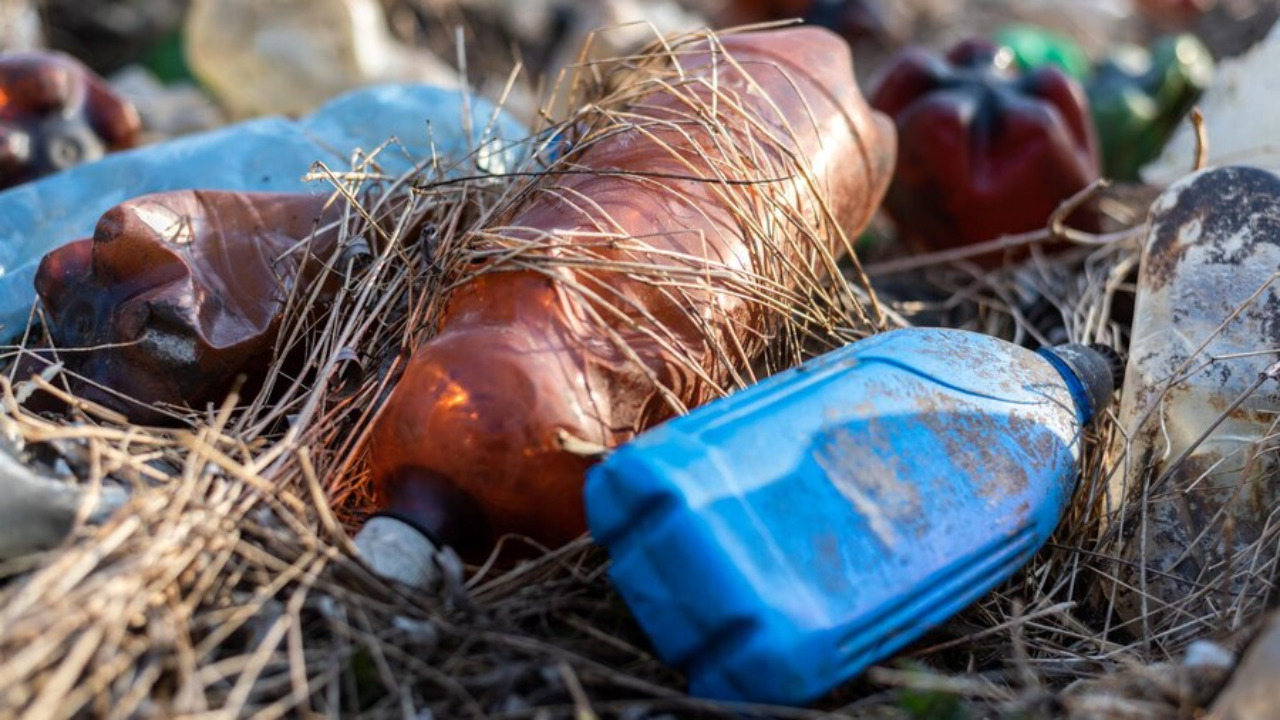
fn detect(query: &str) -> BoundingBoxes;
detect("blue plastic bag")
[0,84,527,336]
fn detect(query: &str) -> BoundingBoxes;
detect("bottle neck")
[1037,343,1122,426]
[378,468,493,561]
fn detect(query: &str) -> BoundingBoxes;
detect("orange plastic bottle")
[364,28,896,561]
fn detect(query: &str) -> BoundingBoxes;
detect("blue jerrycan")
[585,327,1118,705]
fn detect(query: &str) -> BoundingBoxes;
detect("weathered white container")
[1109,165,1280,635]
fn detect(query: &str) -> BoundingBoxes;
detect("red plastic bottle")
[870,39,1100,257]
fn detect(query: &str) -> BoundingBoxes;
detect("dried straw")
[0,26,1265,720]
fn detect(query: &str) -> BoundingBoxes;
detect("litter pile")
[2,1,1280,718]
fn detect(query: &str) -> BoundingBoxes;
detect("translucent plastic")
[367,28,897,557]
[185,0,456,118]
[1108,166,1280,628]
[28,191,340,423]
[0,83,526,336]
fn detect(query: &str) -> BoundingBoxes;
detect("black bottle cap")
[1040,343,1125,425]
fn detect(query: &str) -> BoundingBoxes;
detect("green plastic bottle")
[1087,34,1213,180]
[994,24,1090,80]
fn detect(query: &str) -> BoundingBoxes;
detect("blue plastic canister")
[585,328,1117,705]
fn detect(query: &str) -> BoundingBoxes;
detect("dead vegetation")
[0,26,1273,720]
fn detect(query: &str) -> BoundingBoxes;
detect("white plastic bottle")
[1109,165,1280,637]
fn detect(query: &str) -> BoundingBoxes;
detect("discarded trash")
[0,0,41,52]
[108,64,227,141]
[1206,611,1278,719]
[185,0,458,118]
[994,24,1090,79]
[869,39,1099,256]
[586,327,1119,705]
[720,0,905,44]
[357,27,895,571]
[0,444,125,561]
[42,0,188,76]
[1144,21,1280,183]
[23,191,342,424]
[514,0,706,79]
[1087,34,1212,181]
[0,83,525,337]
[0,51,141,190]
[1107,166,1280,634]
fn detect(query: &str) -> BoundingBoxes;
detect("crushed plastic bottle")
[0,52,142,190]
[586,328,1119,705]
[25,191,341,424]
[1107,165,1280,633]
[356,28,895,570]
[0,83,527,337]
[185,0,458,118]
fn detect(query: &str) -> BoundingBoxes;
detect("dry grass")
[0,26,1271,720]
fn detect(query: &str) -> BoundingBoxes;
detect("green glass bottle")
[1087,34,1213,181]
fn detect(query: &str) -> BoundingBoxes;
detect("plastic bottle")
[1107,165,1280,633]
[869,39,1099,257]
[585,327,1119,705]
[1087,34,1212,181]
[0,52,142,190]
[0,83,526,337]
[357,28,895,569]
[27,190,341,424]
[184,0,457,119]
[994,24,1091,79]
[1143,21,1280,184]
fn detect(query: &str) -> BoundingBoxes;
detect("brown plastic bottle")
[29,190,341,423]
[0,51,140,190]
[366,27,897,560]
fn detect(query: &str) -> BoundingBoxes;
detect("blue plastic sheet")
[0,84,527,336]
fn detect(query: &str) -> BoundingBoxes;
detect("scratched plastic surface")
[1107,166,1280,628]
[0,83,524,335]
[586,328,1091,705]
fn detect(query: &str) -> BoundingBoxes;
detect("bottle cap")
[1039,343,1124,425]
